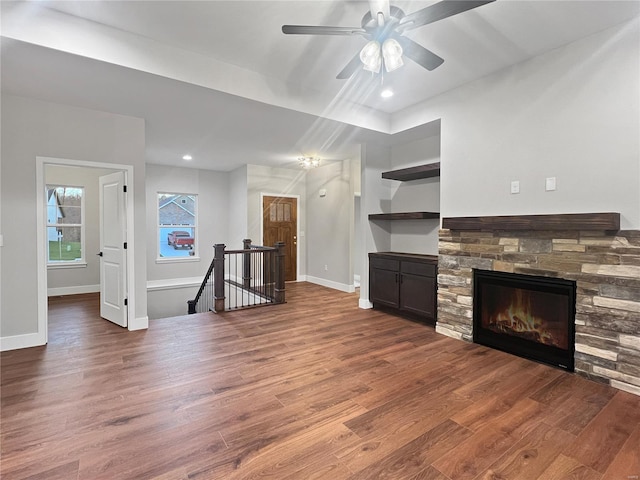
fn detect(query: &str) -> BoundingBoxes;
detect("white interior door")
[99,171,127,327]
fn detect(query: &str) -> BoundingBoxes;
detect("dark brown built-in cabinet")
[369,252,438,323]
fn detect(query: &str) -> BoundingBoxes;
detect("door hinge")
[123,185,127,193]
[124,298,128,306]
[124,242,127,249]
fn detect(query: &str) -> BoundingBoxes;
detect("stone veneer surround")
[437,228,640,396]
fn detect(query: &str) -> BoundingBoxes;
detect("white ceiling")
[2,0,639,171]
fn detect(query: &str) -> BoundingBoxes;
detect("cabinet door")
[370,268,399,308]
[399,273,436,319]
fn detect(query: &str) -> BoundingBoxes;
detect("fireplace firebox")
[473,270,576,371]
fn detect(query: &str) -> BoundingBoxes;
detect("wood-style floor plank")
[479,422,576,480]
[601,424,640,480]
[564,390,640,473]
[536,454,602,480]
[1,283,639,480]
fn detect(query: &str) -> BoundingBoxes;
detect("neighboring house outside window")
[46,185,85,265]
[158,193,197,259]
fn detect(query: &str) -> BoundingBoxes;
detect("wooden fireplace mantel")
[441,213,620,231]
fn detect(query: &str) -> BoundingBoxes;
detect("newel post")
[187,299,196,315]
[274,241,286,304]
[243,238,252,290]
[213,243,226,312]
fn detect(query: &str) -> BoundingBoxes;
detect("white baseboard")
[48,284,100,296]
[359,298,373,309]
[306,275,355,293]
[129,315,149,331]
[0,332,46,351]
[297,275,307,282]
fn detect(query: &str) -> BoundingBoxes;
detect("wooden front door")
[263,196,297,282]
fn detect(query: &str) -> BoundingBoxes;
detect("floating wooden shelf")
[369,212,440,221]
[382,162,440,181]
[442,213,620,231]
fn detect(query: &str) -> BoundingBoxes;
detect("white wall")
[1,95,147,342]
[147,282,201,320]
[145,164,229,281]
[351,156,362,284]
[229,165,248,247]
[389,136,441,255]
[353,196,362,281]
[396,19,640,229]
[247,164,307,277]
[360,143,392,306]
[46,165,118,294]
[0,114,2,334]
[145,164,229,320]
[306,160,354,291]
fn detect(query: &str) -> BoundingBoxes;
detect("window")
[158,193,197,259]
[46,185,85,264]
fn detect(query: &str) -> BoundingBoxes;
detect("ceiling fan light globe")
[382,38,404,72]
[360,40,382,72]
[363,58,382,73]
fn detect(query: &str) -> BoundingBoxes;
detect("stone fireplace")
[437,214,640,396]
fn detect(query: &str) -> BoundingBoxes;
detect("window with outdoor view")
[46,185,85,264]
[158,193,198,259]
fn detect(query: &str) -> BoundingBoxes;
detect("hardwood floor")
[1,282,639,479]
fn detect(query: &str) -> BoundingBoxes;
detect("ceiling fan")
[282,0,495,79]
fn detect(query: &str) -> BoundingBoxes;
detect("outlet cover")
[545,177,557,191]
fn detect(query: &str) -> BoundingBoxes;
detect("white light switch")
[510,181,520,194]
[545,177,557,191]
[0,234,3,247]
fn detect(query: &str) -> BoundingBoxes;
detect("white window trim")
[157,192,199,262]
[46,184,86,266]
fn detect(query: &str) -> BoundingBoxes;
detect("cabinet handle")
[395,273,399,283]
[399,274,403,284]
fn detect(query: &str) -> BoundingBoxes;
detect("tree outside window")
[158,193,197,259]
[46,185,84,263]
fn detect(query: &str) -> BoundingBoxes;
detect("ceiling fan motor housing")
[361,6,406,40]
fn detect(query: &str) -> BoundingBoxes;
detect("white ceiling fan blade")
[368,0,390,25]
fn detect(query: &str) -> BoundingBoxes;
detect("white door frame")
[259,192,301,282]
[36,156,136,344]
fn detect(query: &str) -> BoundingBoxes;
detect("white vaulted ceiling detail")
[2,1,639,171]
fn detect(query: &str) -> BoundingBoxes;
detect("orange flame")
[490,289,558,346]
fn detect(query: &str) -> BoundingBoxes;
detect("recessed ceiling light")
[380,89,394,98]
[182,154,193,161]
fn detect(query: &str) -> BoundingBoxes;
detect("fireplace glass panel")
[473,270,576,371]
[480,284,569,350]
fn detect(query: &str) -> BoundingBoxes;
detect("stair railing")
[188,239,285,314]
